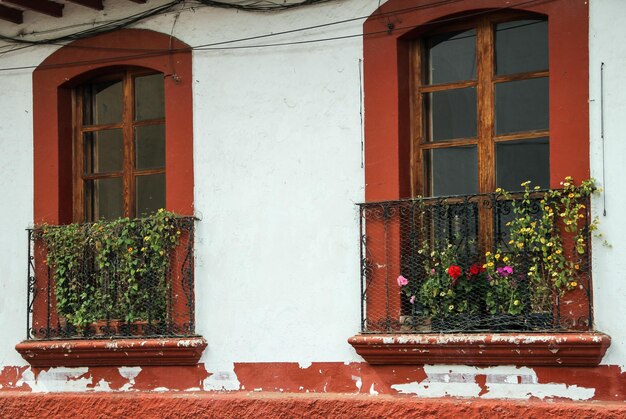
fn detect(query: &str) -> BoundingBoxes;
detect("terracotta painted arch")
[362,0,589,202]
[33,28,194,224]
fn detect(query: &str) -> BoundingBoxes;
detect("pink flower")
[496,266,514,277]
[410,295,416,304]
[397,275,408,286]
[430,268,436,275]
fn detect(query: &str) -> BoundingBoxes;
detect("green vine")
[41,209,182,327]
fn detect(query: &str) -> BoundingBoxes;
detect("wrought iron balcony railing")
[358,191,593,333]
[26,216,196,340]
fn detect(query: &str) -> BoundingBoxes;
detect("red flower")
[447,265,462,280]
[469,263,483,276]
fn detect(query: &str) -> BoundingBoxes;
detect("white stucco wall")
[0,0,624,388]
[589,0,626,369]
[0,0,377,369]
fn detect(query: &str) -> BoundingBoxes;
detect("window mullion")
[476,17,495,251]
[122,71,135,218]
[410,41,423,197]
[73,87,85,222]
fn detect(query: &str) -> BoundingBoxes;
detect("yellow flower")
[141,247,146,252]
[547,255,552,261]
[540,238,546,244]
[513,300,520,306]
[487,262,494,267]
[440,292,446,297]
[448,305,454,311]
[570,281,578,288]
[574,264,580,270]
[495,254,501,260]
[547,242,553,247]
[555,249,562,255]
[485,252,492,257]
[503,257,509,262]
[483,263,488,269]
[495,188,502,193]
[568,193,574,198]
[509,240,514,245]
[517,242,524,249]
[563,182,571,187]
[128,247,133,252]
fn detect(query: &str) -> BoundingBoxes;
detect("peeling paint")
[202,364,240,391]
[391,365,597,401]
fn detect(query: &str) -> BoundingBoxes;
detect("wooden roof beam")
[67,0,104,10]
[2,0,64,17]
[0,4,22,23]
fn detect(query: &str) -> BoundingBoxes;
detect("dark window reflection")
[426,87,477,141]
[495,77,548,135]
[425,146,478,196]
[135,124,165,170]
[82,79,123,126]
[135,74,165,121]
[83,129,124,174]
[136,174,166,216]
[496,20,548,76]
[496,137,549,191]
[425,29,477,84]
[84,178,124,221]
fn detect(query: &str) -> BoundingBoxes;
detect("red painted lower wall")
[0,362,624,401]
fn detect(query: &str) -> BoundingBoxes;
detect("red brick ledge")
[15,337,207,367]
[0,392,625,418]
[348,333,611,366]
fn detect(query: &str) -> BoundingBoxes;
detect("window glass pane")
[136,173,166,216]
[496,20,548,76]
[135,74,165,121]
[84,129,123,174]
[496,137,549,191]
[495,77,548,135]
[425,29,476,84]
[83,79,123,125]
[424,146,478,196]
[426,87,477,141]
[84,178,124,221]
[135,124,165,170]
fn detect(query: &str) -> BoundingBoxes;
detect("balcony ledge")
[16,337,207,367]
[348,332,611,366]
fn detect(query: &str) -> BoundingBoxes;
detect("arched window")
[412,14,549,197]
[75,68,166,221]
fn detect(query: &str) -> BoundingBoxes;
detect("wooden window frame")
[409,12,549,248]
[73,68,166,222]
[410,12,549,198]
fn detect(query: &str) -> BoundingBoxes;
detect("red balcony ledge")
[16,337,208,367]
[348,333,611,366]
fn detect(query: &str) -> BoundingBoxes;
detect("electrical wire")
[0,0,551,72]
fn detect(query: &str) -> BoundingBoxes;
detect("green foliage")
[400,177,598,319]
[489,177,597,311]
[41,209,182,327]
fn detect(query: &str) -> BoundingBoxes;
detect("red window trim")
[32,28,194,225]
[351,0,608,366]
[21,29,201,367]
[362,0,589,203]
